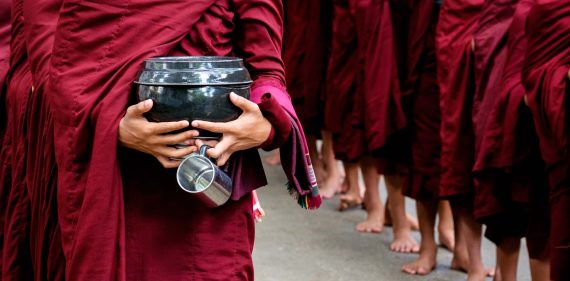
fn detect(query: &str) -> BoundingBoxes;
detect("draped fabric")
[522,2,570,279]
[1,0,33,280]
[22,0,66,279]
[47,0,312,279]
[282,0,332,135]
[402,0,442,200]
[436,0,484,197]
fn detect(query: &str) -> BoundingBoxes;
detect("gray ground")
[252,157,532,281]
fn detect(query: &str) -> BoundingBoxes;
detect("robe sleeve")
[232,0,322,209]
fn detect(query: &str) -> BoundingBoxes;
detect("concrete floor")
[252,158,532,281]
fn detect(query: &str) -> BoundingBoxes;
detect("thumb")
[229,92,258,113]
[127,99,153,117]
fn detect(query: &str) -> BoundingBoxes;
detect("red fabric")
[22,0,66,279]
[354,0,406,157]
[259,93,293,151]
[436,0,484,197]
[282,0,332,135]
[1,0,33,280]
[403,0,441,200]
[522,2,570,280]
[324,0,366,162]
[48,0,293,280]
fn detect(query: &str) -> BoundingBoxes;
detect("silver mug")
[176,145,233,207]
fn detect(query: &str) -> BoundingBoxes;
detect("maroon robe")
[436,0,484,197]
[0,0,11,276]
[522,2,570,279]
[324,0,366,162]
[282,0,332,135]
[22,0,66,279]
[48,0,313,280]
[1,0,33,280]
[353,0,408,174]
[473,0,550,259]
[402,0,441,200]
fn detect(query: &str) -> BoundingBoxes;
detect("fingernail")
[180,120,189,127]
[144,99,152,107]
[192,121,199,127]
[230,92,237,99]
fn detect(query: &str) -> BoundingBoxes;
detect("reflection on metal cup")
[176,145,233,207]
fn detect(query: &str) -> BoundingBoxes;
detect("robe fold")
[22,0,66,279]
[325,0,366,162]
[436,0,484,197]
[282,0,332,135]
[522,2,570,279]
[473,0,550,258]
[402,0,441,200]
[48,0,312,280]
[0,0,11,276]
[1,0,33,280]
[353,0,408,173]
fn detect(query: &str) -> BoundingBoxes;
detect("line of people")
[279,0,570,280]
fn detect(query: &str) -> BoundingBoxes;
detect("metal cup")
[176,145,233,207]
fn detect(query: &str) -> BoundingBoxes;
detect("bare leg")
[319,131,344,199]
[402,199,438,275]
[356,157,384,233]
[438,200,455,251]
[384,198,419,231]
[449,199,494,281]
[495,237,520,281]
[338,162,362,211]
[307,135,326,186]
[385,175,419,253]
[529,258,550,281]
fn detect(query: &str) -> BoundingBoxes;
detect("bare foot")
[356,208,384,233]
[319,174,344,200]
[450,253,469,273]
[391,230,420,253]
[402,245,437,275]
[467,268,495,281]
[264,150,281,166]
[338,193,362,211]
[384,212,419,231]
[438,227,455,251]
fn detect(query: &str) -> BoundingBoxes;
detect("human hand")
[192,93,272,166]
[118,99,199,168]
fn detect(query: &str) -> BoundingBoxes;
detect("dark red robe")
[282,0,332,135]
[1,0,33,280]
[352,0,408,174]
[522,2,570,279]
[324,0,366,162]
[401,0,441,200]
[48,1,312,280]
[436,0,484,197]
[22,0,66,279]
[473,0,550,259]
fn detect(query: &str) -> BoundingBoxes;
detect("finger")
[156,145,197,159]
[216,151,232,166]
[206,137,233,159]
[229,92,258,113]
[195,139,220,148]
[191,120,231,134]
[126,99,153,117]
[156,156,181,169]
[148,120,190,135]
[152,130,199,145]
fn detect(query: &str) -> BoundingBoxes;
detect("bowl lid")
[134,56,253,86]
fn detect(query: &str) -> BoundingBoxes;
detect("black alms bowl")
[134,56,253,138]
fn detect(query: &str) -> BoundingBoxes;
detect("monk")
[472,0,551,280]
[48,0,319,280]
[22,0,67,279]
[1,0,34,280]
[400,0,458,275]
[283,0,343,198]
[436,0,498,279]
[347,0,419,252]
[522,1,570,280]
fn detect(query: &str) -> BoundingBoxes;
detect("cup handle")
[199,145,212,157]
